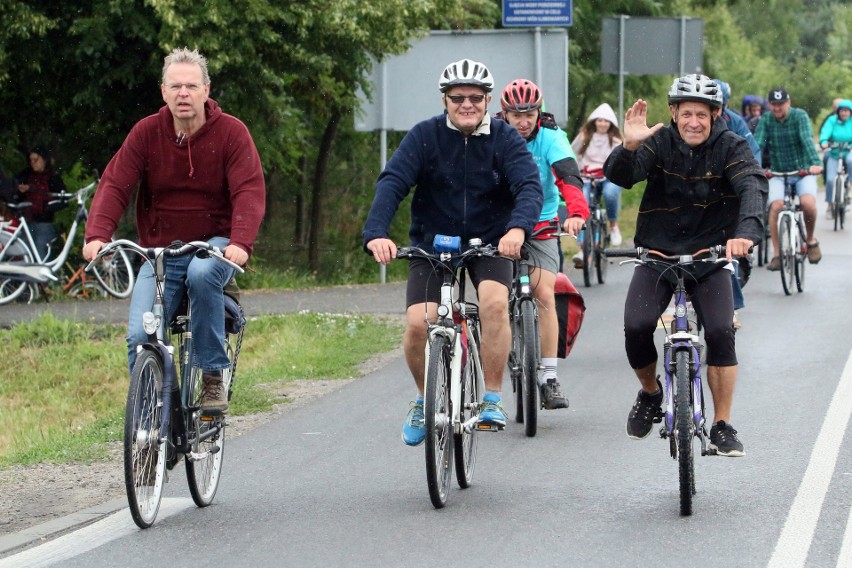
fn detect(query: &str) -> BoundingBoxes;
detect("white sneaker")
[572,252,584,269]
[610,226,623,246]
[826,206,834,220]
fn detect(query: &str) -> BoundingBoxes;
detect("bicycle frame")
[768,170,808,294]
[423,241,487,436]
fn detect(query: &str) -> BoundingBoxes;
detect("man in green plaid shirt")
[754,87,823,270]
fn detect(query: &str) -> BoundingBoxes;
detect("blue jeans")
[582,180,622,221]
[126,236,236,373]
[29,222,56,262]
[825,154,852,203]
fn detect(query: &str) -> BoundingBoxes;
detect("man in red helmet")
[496,78,589,410]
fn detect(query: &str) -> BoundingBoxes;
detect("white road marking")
[0,498,193,568]
[768,350,852,568]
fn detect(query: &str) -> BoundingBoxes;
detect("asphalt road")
[2,222,852,567]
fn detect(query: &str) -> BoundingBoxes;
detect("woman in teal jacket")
[819,99,852,218]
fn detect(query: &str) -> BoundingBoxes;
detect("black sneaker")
[709,420,745,457]
[626,379,663,439]
[540,379,569,409]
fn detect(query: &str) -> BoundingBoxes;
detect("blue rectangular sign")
[503,0,572,27]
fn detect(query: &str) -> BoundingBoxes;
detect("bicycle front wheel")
[779,214,794,296]
[675,350,695,516]
[595,224,608,284]
[125,350,167,528]
[455,319,481,488]
[519,299,538,437]
[834,175,844,231]
[581,226,593,287]
[795,219,806,293]
[93,247,135,298]
[186,367,227,507]
[425,334,453,508]
[0,233,33,305]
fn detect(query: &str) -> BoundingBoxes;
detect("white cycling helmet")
[667,74,723,109]
[438,59,494,93]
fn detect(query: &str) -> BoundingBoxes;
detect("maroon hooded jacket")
[86,99,265,254]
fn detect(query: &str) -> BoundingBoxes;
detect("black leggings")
[624,265,736,369]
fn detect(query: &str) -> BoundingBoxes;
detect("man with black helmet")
[603,74,768,456]
[363,59,543,446]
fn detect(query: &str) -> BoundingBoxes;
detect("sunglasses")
[447,94,486,104]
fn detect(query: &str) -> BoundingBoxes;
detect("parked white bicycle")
[0,180,134,304]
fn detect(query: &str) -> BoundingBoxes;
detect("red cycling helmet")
[500,79,543,113]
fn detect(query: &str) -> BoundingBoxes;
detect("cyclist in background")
[754,87,823,270]
[714,79,762,329]
[83,47,266,416]
[603,74,767,457]
[363,59,543,446]
[571,102,624,256]
[495,78,589,410]
[819,99,852,219]
[741,95,766,134]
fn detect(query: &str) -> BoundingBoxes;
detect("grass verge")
[0,312,403,468]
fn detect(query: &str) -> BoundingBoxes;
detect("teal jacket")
[819,100,852,158]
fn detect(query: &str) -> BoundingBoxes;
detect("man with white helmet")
[603,74,767,456]
[363,59,543,446]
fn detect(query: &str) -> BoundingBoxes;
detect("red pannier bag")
[555,272,585,359]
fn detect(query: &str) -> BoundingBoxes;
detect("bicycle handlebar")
[85,239,245,274]
[605,246,731,265]
[766,169,811,178]
[397,241,500,263]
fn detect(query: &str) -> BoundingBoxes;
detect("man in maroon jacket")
[83,47,265,415]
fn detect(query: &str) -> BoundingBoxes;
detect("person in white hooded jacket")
[571,103,624,263]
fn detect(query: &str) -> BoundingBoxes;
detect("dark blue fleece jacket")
[362,113,543,250]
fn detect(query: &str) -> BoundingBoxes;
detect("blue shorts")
[767,174,817,203]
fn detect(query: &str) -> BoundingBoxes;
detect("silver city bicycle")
[767,170,809,295]
[397,235,503,509]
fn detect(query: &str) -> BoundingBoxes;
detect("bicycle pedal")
[475,422,504,432]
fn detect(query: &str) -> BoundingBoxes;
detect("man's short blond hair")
[162,47,210,85]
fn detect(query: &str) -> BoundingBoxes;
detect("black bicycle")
[580,169,609,287]
[88,239,245,528]
[507,224,563,437]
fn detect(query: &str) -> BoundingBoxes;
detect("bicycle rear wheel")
[581,227,593,287]
[0,233,34,305]
[93,247,135,298]
[455,319,481,488]
[779,214,794,296]
[595,224,608,284]
[425,334,453,508]
[519,299,538,437]
[125,350,167,528]
[675,350,695,516]
[186,366,228,507]
[834,176,844,231]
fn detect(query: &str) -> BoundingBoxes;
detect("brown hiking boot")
[806,241,822,264]
[201,370,229,416]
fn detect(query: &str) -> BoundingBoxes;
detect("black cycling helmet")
[667,74,723,109]
[438,59,494,93]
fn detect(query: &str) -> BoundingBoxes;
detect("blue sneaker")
[478,394,507,427]
[402,400,425,446]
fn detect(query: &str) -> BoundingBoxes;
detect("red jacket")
[86,99,265,254]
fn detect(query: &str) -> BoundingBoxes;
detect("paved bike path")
[0,281,408,328]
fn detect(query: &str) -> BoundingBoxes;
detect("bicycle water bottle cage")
[433,235,462,253]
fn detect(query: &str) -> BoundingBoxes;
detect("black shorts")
[405,255,512,308]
